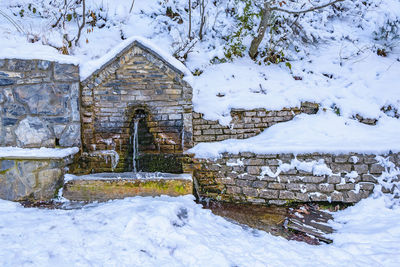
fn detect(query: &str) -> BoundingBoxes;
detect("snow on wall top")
[0,42,80,65]
[0,147,79,159]
[80,36,193,82]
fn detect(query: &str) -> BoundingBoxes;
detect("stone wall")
[78,41,193,173]
[185,152,400,205]
[0,155,74,201]
[0,59,80,148]
[192,102,319,144]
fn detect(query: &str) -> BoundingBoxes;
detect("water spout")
[132,119,139,173]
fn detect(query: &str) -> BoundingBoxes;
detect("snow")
[0,147,79,159]
[65,172,193,181]
[80,36,193,82]
[0,42,80,65]
[188,111,400,158]
[0,194,399,266]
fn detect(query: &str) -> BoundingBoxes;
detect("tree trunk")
[188,0,192,40]
[249,1,270,59]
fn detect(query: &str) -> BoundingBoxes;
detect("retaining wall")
[192,102,319,144]
[185,152,400,205]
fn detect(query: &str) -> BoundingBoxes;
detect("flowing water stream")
[132,119,139,173]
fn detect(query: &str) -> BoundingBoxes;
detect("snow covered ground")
[0,195,399,266]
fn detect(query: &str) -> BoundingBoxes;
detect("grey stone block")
[268,200,287,205]
[259,189,279,199]
[362,174,377,183]
[14,84,67,116]
[370,164,385,174]
[354,164,369,174]
[327,175,342,184]
[54,63,79,81]
[242,187,258,197]
[279,190,295,199]
[246,166,260,175]
[318,184,335,193]
[309,193,328,201]
[268,182,286,190]
[15,116,54,147]
[0,160,14,172]
[7,59,35,71]
[302,176,326,183]
[336,183,355,191]
[37,60,51,70]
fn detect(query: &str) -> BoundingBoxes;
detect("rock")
[53,124,66,138]
[0,160,15,172]
[15,116,54,147]
[14,84,68,116]
[0,78,14,86]
[37,60,51,70]
[7,59,35,71]
[59,123,81,147]
[54,63,79,81]
[3,103,27,117]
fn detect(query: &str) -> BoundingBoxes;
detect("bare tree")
[199,0,206,40]
[189,0,192,40]
[75,0,86,46]
[249,0,344,59]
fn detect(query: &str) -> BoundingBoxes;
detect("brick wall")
[193,102,319,143]
[184,152,400,205]
[78,41,193,173]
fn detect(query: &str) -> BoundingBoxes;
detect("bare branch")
[129,0,136,14]
[270,0,344,15]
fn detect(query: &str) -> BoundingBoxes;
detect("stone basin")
[63,172,193,202]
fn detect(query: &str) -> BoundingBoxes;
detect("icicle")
[181,128,185,151]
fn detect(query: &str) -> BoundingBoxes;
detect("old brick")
[318,184,335,193]
[236,179,252,187]
[336,183,355,191]
[242,187,258,197]
[268,183,286,190]
[330,191,344,202]
[359,182,375,191]
[370,164,385,174]
[226,186,242,194]
[252,181,268,188]
[279,191,295,200]
[354,164,369,174]
[309,193,328,202]
[327,175,342,184]
[331,163,352,173]
[246,166,260,175]
[334,155,349,163]
[362,174,377,183]
[259,189,279,199]
[302,176,326,183]
[243,158,264,165]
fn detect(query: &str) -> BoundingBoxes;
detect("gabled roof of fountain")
[81,36,192,85]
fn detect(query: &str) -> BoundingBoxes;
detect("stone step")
[62,172,193,202]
